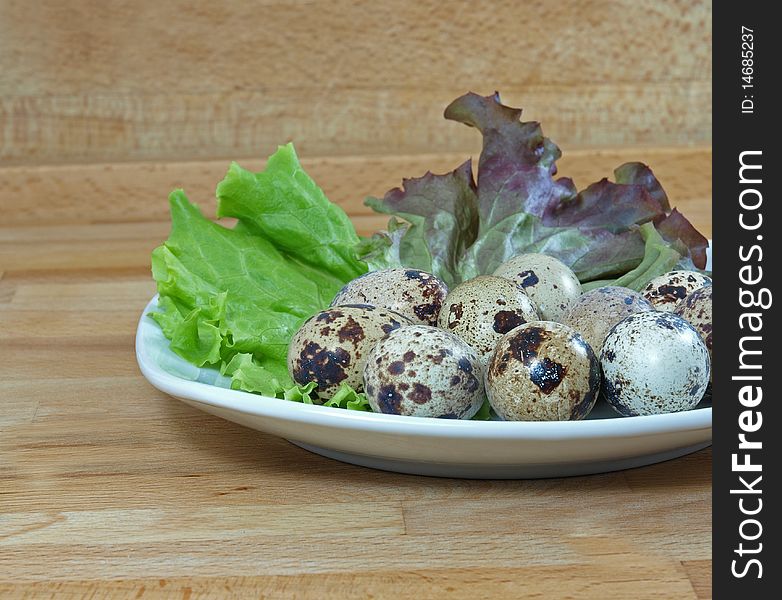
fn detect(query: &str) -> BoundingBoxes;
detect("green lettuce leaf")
[470,397,493,421]
[354,217,412,273]
[322,384,372,411]
[216,144,366,283]
[223,353,369,410]
[221,352,292,397]
[151,144,367,393]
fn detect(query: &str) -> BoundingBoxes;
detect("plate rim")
[136,295,712,441]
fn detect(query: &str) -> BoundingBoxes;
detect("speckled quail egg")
[563,286,654,354]
[363,325,484,418]
[287,304,412,397]
[493,254,582,322]
[485,322,600,421]
[330,268,448,326]
[437,275,540,365]
[641,270,712,312]
[674,285,712,382]
[600,311,710,416]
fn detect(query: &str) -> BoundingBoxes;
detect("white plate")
[136,269,713,479]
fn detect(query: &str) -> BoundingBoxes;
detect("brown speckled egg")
[601,311,710,416]
[287,304,412,397]
[674,285,712,382]
[641,270,712,312]
[493,254,582,322]
[563,286,653,354]
[485,322,600,421]
[330,268,448,326]
[363,325,484,419]
[437,275,539,365]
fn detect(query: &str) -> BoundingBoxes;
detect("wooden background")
[1,0,711,166]
[1,1,712,598]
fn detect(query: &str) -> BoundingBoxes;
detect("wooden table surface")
[0,147,712,599]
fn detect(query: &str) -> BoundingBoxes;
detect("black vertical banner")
[713,2,780,598]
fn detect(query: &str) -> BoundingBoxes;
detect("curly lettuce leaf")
[221,352,293,397]
[223,353,369,410]
[470,397,493,421]
[614,161,671,212]
[655,208,709,270]
[151,144,367,394]
[360,92,707,289]
[581,223,683,292]
[444,91,576,222]
[216,144,366,283]
[354,217,412,273]
[322,384,372,411]
[544,177,662,231]
[364,160,478,287]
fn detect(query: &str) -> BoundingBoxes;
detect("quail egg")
[493,254,582,321]
[363,325,484,418]
[674,285,712,382]
[563,286,654,354]
[641,270,712,312]
[331,268,448,326]
[287,304,412,397]
[437,275,539,365]
[600,311,710,416]
[485,322,600,421]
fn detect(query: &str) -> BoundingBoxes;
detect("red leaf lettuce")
[359,92,707,291]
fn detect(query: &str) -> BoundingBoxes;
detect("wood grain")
[0,0,714,592]
[0,146,712,238]
[0,149,712,597]
[0,562,704,600]
[0,0,711,164]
